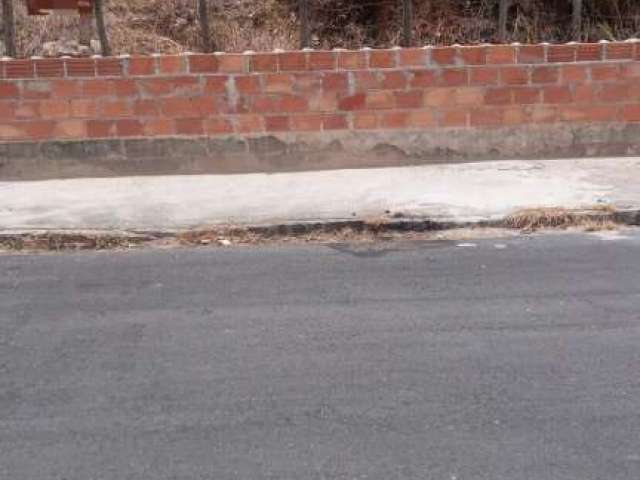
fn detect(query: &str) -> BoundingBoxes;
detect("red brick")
[251,53,279,72]
[53,120,86,138]
[265,115,290,131]
[25,120,55,139]
[322,72,348,91]
[470,108,503,126]
[161,97,200,118]
[290,114,324,131]
[369,49,396,69]
[175,118,204,135]
[158,55,186,74]
[561,105,617,122]
[52,79,81,98]
[34,59,64,78]
[144,118,174,136]
[293,73,321,93]
[308,91,337,112]
[621,63,640,79]
[381,71,407,89]
[486,46,516,64]
[410,69,438,88]
[394,90,423,109]
[217,54,247,73]
[517,45,546,64]
[308,51,336,71]
[128,57,156,76]
[0,101,15,120]
[204,75,229,94]
[116,119,144,137]
[280,95,308,113]
[500,67,529,85]
[15,101,40,119]
[0,81,19,98]
[279,52,307,71]
[591,65,620,82]
[598,83,630,102]
[6,60,34,78]
[381,111,410,129]
[70,99,98,118]
[621,104,640,121]
[39,100,70,119]
[530,106,559,123]
[354,71,380,89]
[503,107,529,125]
[431,47,457,65]
[263,74,293,94]
[189,54,218,73]
[204,118,234,134]
[366,91,395,109]
[409,110,436,127]
[454,88,483,106]
[338,93,366,111]
[543,86,572,103]
[87,119,116,138]
[113,79,138,97]
[65,59,96,77]
[531,66,559,84]
[484,88,512,105]
[101,99,132,117]
[470,67,499,86]
[575,43,602,62]
[235,76,261,94]
[458,46,486,66]
[440,68,468,86]
[424,88,450,107]
[131,99,158,116]
[606,42,634,60]
[234,114,264,133]
[547,45,576,63]
[338,51,367,70]
[441,109,468,127]
[0,123,24,140]
[399,48,427,67]
[83,79,115,97]
[322,114,348,130]
[352,112,378,129]
[574,85,597,103]
[96,58,123,76]
[513,87,541,104]
[252,95,280,113]
[22,81,52,99]
[560,65,588,83]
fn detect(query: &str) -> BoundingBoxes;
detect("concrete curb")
[1,207,638,252]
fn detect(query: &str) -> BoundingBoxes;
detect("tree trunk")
[198,0,214,52]
[402,0,413,47]
[299,0,310,48]
[498,0,510,42]
[2,0,17,57]
[572,0,582,40]
[94,0,111,56]
[78,11,93,47]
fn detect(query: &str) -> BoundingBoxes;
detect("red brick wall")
[1,42,640,143]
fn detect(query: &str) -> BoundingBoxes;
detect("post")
[1,0,17,57]
[299,0,310,49]
[94,0,111,56]
[402,0,413,47]
[198,0,214,53]
[498,0,510,42]
[572,0,582,40]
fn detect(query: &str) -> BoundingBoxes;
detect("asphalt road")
[1,231,640,480]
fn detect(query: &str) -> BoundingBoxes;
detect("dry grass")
[504,206,619,232]
[7,0,640,57]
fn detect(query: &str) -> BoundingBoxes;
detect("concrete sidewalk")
[1,157,639,232]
